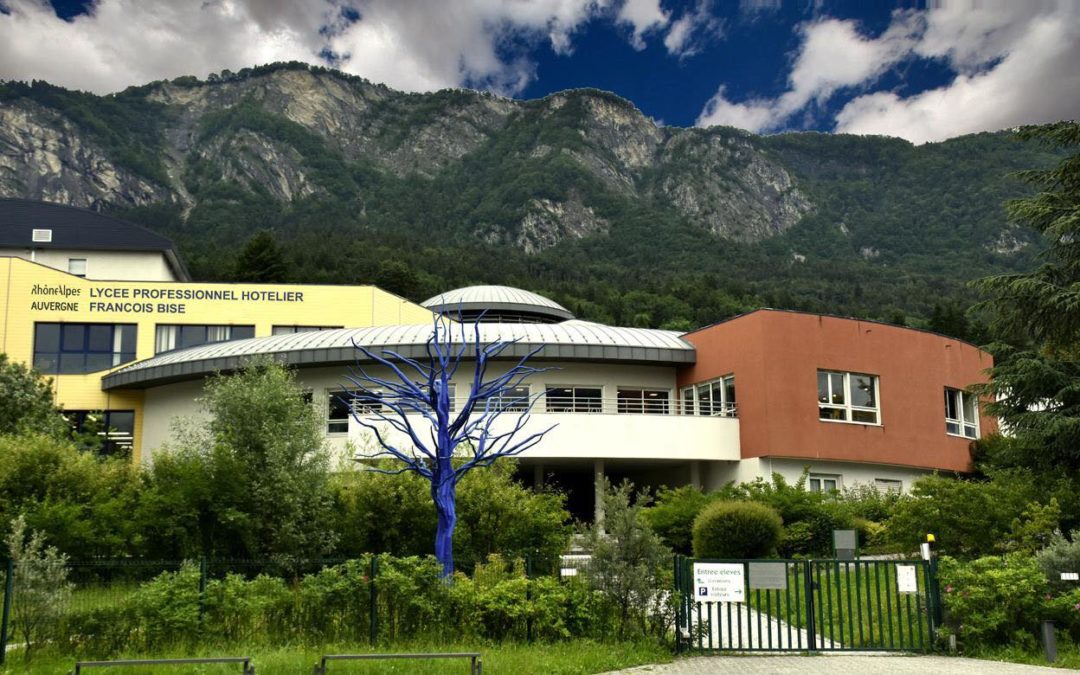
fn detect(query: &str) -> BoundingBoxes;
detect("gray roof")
[102,320,695,390]
[421,285,575,322]
[0,199,190,281]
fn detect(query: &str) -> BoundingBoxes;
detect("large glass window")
[491,385,531,412]
[617,388,670,414]
[818,370,879,424]
[155,325,255,353]
[680,375,736,416]
[945,388,979,439]
[33,323,136,374]
[64,410,135,457]
[545,386,603,413]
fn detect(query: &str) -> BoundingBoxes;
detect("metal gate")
[675,556,940,653]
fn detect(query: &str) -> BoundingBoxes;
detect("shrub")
[736,473,852,556]
[643,485,715,555]
[939,554,1047,648]
[1037,530,1080,593]
[692,501,782,559]
[885,473,1039,557]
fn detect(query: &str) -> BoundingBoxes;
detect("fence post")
[803,561,817,652]
[673,554,683,654]
[928,557,943,629]
[526,553,534,644]
[369,556,378,644]
[0,558,13,665]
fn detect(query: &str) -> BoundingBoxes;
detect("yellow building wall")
[0,257,434,461]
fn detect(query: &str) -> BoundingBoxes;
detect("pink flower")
[1046,594,1053,601]
[945,585,954,593]
[1073,603,1080,612]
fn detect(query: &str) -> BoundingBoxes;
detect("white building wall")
[1,248,178,281]
[708,457,931,493]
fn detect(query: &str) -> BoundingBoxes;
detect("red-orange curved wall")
[678,310,995,473]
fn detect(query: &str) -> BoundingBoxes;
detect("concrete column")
[689,461,702,490]
[593,459,605,528]
[533,463,544,489]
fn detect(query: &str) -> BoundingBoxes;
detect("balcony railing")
[334,396,737,421]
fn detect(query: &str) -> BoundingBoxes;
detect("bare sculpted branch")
[346,312,554,575]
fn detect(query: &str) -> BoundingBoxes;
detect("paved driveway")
[602,654,1068,674]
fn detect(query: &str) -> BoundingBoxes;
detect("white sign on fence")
[1062,572,1079,581]
[896,564,919,593]
[693,563,745,603]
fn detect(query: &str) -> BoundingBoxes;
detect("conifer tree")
[234,230,289,283]
[975,121,1080,471]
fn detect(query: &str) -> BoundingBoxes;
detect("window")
[33,323,136,374]
[945,388,979,439]
[809,474,841,493]
[271,325,342,335]
[68,258,87,277]
[155,324,255,353]
[64,410,135,457]
[680,375,736,417]
[327,389,385,434]
[491,385,530,412]
[545,386,602,413]
[818,370,879,424]
[617,388,670,414]
[874,478,903,493]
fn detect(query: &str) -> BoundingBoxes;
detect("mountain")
[0,62,1062,333]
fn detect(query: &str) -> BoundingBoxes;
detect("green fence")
[675,556,941,652]
[0,554,607,662]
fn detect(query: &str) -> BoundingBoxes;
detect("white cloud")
[615,0,668,50]
[698,2,1080,142]
[663,0,724,58]
[835,3,1080,143]
[696,14,919,131]
[0,0,660,96]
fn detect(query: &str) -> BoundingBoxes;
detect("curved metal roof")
[421,285,575,322]
[102,320,695,390]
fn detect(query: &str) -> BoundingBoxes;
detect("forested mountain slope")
[0,62,1060,331]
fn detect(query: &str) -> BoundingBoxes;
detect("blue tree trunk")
[432,472,457,577]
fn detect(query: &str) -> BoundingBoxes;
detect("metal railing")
[71,657,254,674]
[348,396,738,418]
[312,652,482,674]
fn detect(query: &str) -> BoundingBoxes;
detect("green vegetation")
[0,354,66,438]
[0,640,672,675]
[692,501,782,559]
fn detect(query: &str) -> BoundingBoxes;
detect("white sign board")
[1061,572,1079,581]
[896,564,918,593]
[693,563,745,603]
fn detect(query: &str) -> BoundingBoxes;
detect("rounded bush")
[692,501,783,559]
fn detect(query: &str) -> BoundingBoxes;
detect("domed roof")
[421,285,574,323]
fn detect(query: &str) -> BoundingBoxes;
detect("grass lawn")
[968,642,1080,670]
[0,640,672,674]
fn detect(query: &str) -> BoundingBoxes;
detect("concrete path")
[687,603,836,650]
[602,654,1068,674]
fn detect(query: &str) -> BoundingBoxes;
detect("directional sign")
[693,563,745,603]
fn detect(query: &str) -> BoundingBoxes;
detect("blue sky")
[1,0,1077,143]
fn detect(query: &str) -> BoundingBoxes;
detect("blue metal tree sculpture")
[345,314,554,577]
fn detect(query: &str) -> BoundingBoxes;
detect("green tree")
[0,354,66,438]
[0,433,141,558]
[5,514,73,660]
[975,122,1080,472]
[582,480,673,640]
[233,230,289,282]
[140,358,336,560]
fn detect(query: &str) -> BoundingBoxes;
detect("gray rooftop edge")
[101,341,695,390]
